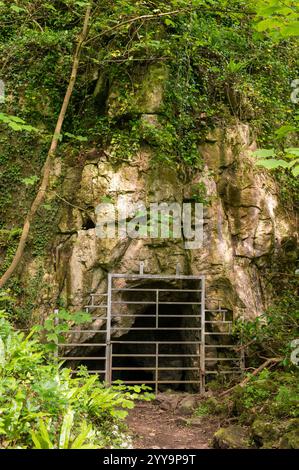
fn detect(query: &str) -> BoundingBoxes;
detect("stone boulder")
[213,425,251,449]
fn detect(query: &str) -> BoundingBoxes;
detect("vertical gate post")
[200,277,206,393]
[105,273,112,384]
[155,343,159,394]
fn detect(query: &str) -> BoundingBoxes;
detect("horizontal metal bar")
[75,370,106,373]
[206,309,228,313]
[109,314,201,318]
[112,354,201,358]
[110,380,201,384]
[204,332,232,335]
[111,301,202,305]
[67,330,108,333]
[91,293,108,296]
[205,321,232,324]
[205,358,240,361]
[110,327,201,331]
[205,371,242,375]
[82,313,201,318]
[110,341,201,344]
[111,367,199,371]
[111,288,202,293]
[159,354,201,358]
[111,274,204,280]
[85,305,107,308]
[61,357,106,360]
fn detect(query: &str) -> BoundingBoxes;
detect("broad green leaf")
[275,125,296,138]
[256,159,289,169]
[71,422,92,449]
[281,22,299,37]
[292,165,299,177]
[257,5,283,17]
[30,431,43,449]
[59,409,74,449]
[252,148,275,158]
[111,409,128,419]
[37,420,53,449]
[7,115,25,124]
[285,148,299,157]
[255,18,281,32]
[287,159,299,168]
[8,122,22,131]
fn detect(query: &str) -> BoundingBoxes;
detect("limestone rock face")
[28,123,297,323]
[19,65,297,340]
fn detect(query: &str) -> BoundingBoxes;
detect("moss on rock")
[213,425,251,449]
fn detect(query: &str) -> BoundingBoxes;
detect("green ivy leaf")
[22,175,39,186]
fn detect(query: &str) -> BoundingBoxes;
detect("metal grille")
[58,268,243,393]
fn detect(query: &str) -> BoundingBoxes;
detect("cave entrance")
[58,270,243,393]
[105,272,204,393]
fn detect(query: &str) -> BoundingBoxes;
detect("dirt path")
[127,399,220,449]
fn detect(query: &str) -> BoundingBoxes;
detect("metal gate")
[58,268,243,393]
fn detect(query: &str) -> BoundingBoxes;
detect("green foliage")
[250,1,299,178]
[21,175,39,187]
[238,370,273,410]
[0,0,297,333]
[36,308,92,352]
[0,113,39,133]
[30,411,99,449]
[234,293,299,367]
[0,312,154,449]
[252,147,299,176]
[213,293,299,428]
[194,402,211,417]
[253,0,299,41]
[233,370,299,419]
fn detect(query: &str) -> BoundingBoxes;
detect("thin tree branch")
[85,5,253,45]
[219,357,283,397]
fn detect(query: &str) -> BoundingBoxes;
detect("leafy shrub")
[0,311,154,449]
[35,307,92,352]
[232,370,299,420]
[234,293,299,367]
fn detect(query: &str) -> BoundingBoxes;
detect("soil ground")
[127,400,220,449]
